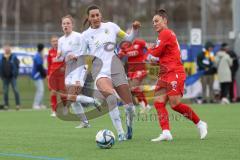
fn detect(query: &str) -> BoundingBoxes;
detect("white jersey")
[58,31,87,86]
[82,22,128,77]
[58,31,85,57]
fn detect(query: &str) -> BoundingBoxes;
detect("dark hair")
[37,43,44,52]
[205,41,214,50]
[155,9,168,19]
[221,43,228,50]
[83,5,100,29]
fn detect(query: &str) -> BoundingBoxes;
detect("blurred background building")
[1,0,240,100]
[0,0,237,46]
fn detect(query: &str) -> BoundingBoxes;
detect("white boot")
[151,130,173,142]
[197,120,208,139]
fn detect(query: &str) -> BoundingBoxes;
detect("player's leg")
[65,66,90,128]
[50,90,57,117]
[96,77,125,141]
[169,95,208,140]
[66,84,90,128]
[111,55,135,140]
[130,78,150,113]
[151,89,173,142]
[115,84,135,140]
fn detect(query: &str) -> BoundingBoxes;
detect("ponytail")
[82,5,101,30]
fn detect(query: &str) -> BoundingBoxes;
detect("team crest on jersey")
[170,81,177,91]
[105,29,109,34]
[91,36,94,40]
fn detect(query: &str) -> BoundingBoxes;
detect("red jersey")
[47,48,64,75]
[119,39,147,72]
[148,29,185,76]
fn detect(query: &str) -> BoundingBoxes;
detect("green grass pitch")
[0,77,239,160]
[0,104,240,160]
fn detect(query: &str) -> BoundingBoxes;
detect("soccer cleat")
[151,132,173,142]
[126,126,133,140]
[50,112,56,117]
[221,98,230,104]
[75,122,90,129]
[197,121,208,139]
[118,133,126,142]
[93,98,102,112]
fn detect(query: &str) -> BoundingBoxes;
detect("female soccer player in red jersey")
[47,35,66,117]
[118,39,151,113]
[148,9,208,141]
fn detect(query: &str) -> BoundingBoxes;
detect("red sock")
[132,87,148,107]
[136,91,148,107]
[171,103,200,124]
[51,94,57,112]
[154,102,170,130]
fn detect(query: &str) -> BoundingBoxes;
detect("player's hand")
[66,54,77,62]
[146,43,155,49]
[132,21,141,30]
[118,50,126,58]
[54,52,64,62]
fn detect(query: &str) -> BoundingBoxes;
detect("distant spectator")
[32,43,46,109]
[0,43,20,110]
[215,43,233,104]
[227,49,239,102]
[197,41,216,103]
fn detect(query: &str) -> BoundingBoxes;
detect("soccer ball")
[96,129,115,149]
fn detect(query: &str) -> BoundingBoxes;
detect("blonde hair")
[62,14,74,25]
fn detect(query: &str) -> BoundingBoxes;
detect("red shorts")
[48,66,65,92]
[128,70,147,81]
[155,72,186,96]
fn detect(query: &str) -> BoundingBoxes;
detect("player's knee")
[169,97,181,108]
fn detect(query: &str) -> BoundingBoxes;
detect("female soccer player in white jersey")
[81,5,141,141]
[57,15,100,128]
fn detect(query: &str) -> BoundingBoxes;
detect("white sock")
[71,102,88,123]
[109,107,124,135]
[196,120,203,127]
[76,95,95,104]
[106,95,124,135]
[124,103,135,127]
[163,130,171,135]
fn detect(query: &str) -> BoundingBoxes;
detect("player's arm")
[55,40,65,62]
[117,21,141,41]
[147,31,171,57]
[47,52,52,76]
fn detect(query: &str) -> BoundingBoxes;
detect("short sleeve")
[109,22,121,35]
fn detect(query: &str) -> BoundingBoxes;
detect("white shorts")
[92,55,128,88]
[65,65,87,86]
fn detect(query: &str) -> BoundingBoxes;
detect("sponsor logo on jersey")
[170,81,177,91]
